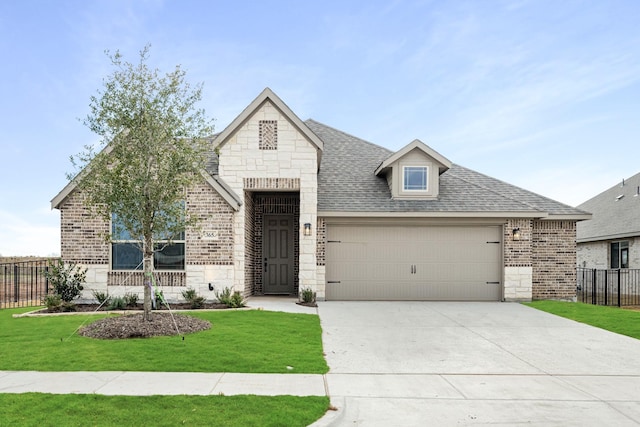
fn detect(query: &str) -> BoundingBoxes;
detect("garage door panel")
[326,225,502,301]
[327,281,501,301]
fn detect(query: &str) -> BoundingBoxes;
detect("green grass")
[0,393,330,427]
[0,307,328,373]
[525,300,640,340]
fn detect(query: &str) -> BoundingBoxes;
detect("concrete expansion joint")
[95,371,125,394]
[210,371,225,395]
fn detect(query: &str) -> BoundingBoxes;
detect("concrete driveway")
[316,302,640,426]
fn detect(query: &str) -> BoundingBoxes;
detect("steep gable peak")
[212,88,323,167]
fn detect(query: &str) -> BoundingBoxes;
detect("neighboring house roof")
[211,87,324,169]
[576,172,640,243]
[307,119,590,219]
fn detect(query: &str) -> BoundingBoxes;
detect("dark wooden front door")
[263,215,294,294]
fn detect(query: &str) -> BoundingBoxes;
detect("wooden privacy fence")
[577,267,640,307]
[0,259,58,308]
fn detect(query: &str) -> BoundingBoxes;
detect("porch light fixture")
[512,228,521,241]
[304,223,312,236]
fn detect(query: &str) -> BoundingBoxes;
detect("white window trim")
[402,165,429,192]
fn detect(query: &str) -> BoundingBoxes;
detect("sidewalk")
[1,297,327,398]
[0,371,327,397]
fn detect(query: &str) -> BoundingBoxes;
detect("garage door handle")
[328,281,341,284]
[486,281,500,284]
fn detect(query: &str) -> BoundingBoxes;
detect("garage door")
[325,225,502,301]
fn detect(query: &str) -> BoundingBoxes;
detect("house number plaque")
[202,230,219,240]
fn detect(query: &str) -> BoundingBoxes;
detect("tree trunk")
[143,235,154,321]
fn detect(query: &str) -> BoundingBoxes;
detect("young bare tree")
[70,45,214,320]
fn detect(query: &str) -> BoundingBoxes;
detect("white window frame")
[402,166,429,192]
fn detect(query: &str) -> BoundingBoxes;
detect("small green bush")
[42,294,62,312]
[215,287,245,308]
[155,290,165,309]
[181,288,197,300]
[123,293,139,307]
[182,288,205,309]
[44,259,87,303]
[300,287,316,304]
[108,296,126,310]
[93,290,111,306]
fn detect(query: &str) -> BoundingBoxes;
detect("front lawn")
[0,393,330,427]
[525,300,640,340]
[0,307,328,373]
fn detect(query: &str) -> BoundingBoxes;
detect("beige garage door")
[325,225,502,301]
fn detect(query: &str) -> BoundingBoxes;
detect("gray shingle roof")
[306,119,588,217]
[576,172,640,242]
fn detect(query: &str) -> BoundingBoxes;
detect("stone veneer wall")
[218,100,318,296]
[532,220,577,300]
[503,219,533,301]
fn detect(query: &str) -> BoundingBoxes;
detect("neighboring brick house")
[52,88,590,302]
[577,172,640,270]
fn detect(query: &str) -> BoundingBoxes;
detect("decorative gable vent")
[259,120,278,150]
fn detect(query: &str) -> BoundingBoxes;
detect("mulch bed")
[78,312,211,339]
[296,301,317,307]
[34,302,229,314]
[29,299,314,340]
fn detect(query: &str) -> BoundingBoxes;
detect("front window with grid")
[403,166,428,191]
[111,213,185,271]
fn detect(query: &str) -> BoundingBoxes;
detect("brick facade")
[504,219,532,267]
[532,220,577,300]
[185,182,234,266]
[59,191,109,264]
[243,191,256,297]
[316,217,326,266]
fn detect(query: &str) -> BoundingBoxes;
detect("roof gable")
[212,88,323,168]
[52,169,241,211]
[375,139,451,176]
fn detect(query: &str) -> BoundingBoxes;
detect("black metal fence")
[577,267,640,307]
[0,259,58,308]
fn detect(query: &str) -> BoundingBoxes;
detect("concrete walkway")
[0,371,326,396]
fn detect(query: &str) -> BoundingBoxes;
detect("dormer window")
[374,139,451,200]
[403,166,428,191]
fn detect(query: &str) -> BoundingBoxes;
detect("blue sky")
[1,0,639,256]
